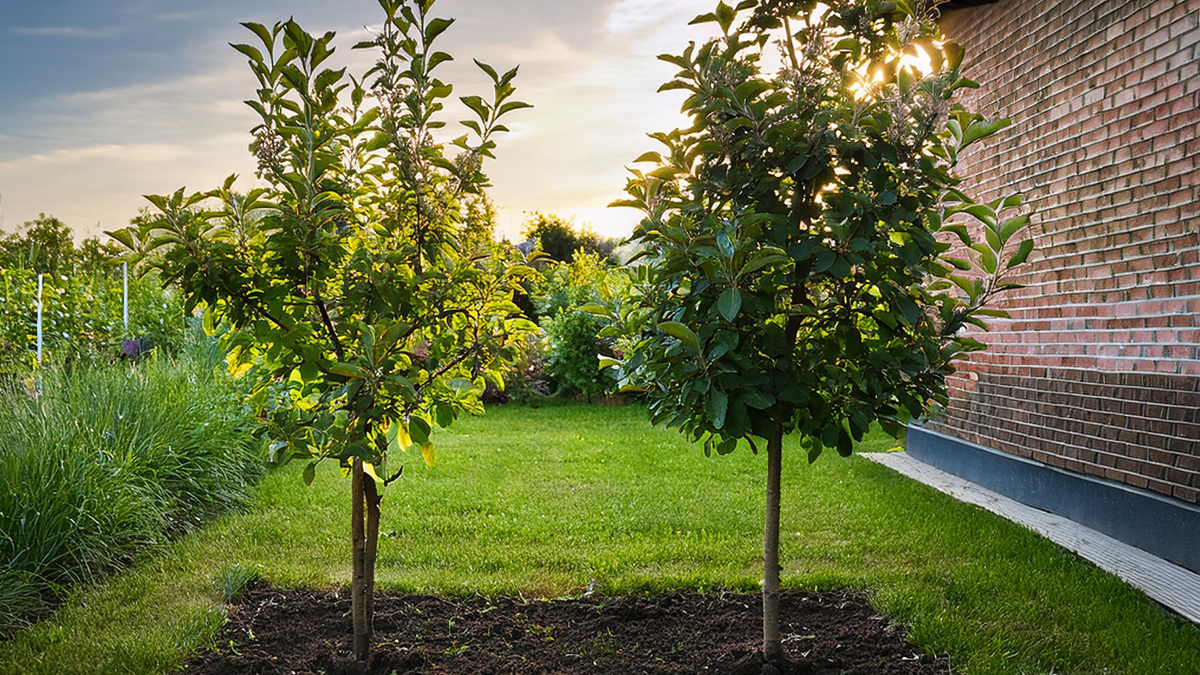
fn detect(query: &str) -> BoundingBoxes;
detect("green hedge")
[0,334,264,633]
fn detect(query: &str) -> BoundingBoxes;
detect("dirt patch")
[184,587,948,675]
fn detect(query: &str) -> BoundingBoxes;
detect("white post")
[123,261,129,334]
[36,273,44,364]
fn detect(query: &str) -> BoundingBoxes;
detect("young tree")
[109,0,533,662]
[594,1,1033,670]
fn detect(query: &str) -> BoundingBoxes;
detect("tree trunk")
[762,421,785,666]
[351,460,369,661]
[363,473,382,643]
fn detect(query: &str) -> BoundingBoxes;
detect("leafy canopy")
[110,0,535,486]
[593,0,1033,459]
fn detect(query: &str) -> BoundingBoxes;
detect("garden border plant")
[111,0,533,662]
[590,0,1035,671]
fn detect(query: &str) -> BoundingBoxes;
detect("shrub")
[527,252,630,400]
[0,332,264,633]
[542,309,610,400]
[482,333,551,404]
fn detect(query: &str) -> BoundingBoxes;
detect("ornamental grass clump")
[0,333,263,633]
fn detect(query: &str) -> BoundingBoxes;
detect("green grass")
[2,404,1197,674]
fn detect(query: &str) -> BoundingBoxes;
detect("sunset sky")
[0,0,716,241]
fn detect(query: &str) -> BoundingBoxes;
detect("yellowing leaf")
[387,420,411,454]
[419,442,436,468]
[363,461,385,487]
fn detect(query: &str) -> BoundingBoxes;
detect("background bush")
[529,252,629,400]
[0,329,263,633]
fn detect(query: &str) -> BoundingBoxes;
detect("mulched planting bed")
[185,587,948,675]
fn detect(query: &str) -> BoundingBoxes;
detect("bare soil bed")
[184,587,949,675]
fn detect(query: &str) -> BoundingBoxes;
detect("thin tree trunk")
[363,474,382,643]
[351,460,369,661]
[762,421,784,666]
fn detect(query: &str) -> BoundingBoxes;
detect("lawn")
[2,404,1197,674]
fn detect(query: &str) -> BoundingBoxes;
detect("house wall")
[935,0,1199,504]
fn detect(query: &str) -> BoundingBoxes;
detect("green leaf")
[577,304,608,316]
[734,80,769,102]
[1007,239,1034,268]
[999,215,1030,243]
[717,288,742,322]
[424,17,455,43]
[943,41,964,70]
[409,416,432,445]
[474,58,499,82]
[836,428,853,457]
[984,224,1002,252]
[658,321,701,353]
[231,43,264,64]
[707,388,728,430]
[971,244,998,275]
[961,118,1011,149]
[742,390,774,409]
[241,22,274,49]
[460,95,490,121]
[302,462,316,486]
[329,362,365,379]
[741,253,788,276]
[498,101,533,117]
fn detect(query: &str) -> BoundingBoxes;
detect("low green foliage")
[530,252,629,399]
[542,310,610,399]
[2,406,1196,675]
[0,332,263,633]
[0,268,186,374]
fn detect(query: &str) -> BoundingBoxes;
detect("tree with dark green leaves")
[522,212,617,262]
[109,0,533,661]
[590,1,1033,670]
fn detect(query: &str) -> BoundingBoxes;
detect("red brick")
[936,0,1198,504]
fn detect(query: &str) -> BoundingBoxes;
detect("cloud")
[605,0,708,34]
[10,25,121,38]
[0,144,189,170]
[1,0,720,240]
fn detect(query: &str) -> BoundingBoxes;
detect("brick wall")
[935,0,1200,503]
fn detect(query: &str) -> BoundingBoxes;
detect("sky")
[0,0,717,241]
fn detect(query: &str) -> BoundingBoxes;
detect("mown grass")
[2,404,1197,674]
[0,334,263,633]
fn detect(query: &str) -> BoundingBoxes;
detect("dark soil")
[184,587,948,675]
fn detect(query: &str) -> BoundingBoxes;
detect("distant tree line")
[0,214,123,275]
[521,212,619,263]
